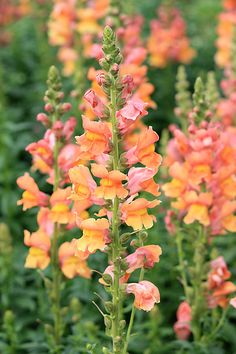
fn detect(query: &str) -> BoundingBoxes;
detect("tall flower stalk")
[69,26,162,354]
[17,67,91,353]
[163,74,236,346]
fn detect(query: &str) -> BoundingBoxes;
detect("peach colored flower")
[76,116,111,157]
[117,98,148,134]
[126,245,162,273]
[58,241,91,279]
[49,187,73,224]
[126,280,160,311]
[99,265,130,286]
[91,164,128,199]
[121,198,160,230]
[127,167,160,196]
[69,165,96,201]
[174,302,192,340]
[84,89,106,119]
[24,229,51,270]
[76,218,110,253]
[125,127,162,168]
[17,173,48,210]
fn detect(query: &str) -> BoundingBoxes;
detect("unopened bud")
[44,103,54,113]
[96,72,106,86]
[36,113,49,126]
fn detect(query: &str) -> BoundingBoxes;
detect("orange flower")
[126,280,160,311]
[17,173,48,210]
[69,165,96,201]
[183,191,213,226]
[58,241,91,279]
[99,264,130,286]
[224,0,236,10]
[126,245,162,273]
[76,8,101,34]
[121,198,160,230]
[76,116,111,157]
[76,218,110,253]
[212,281,236,308]
[49,187,73,224]
[125,127,162,168]
[24,230,51,270]
[91,164,128,199]
[147,6,195,68]
[174,302,192,340]
[48,0,76,47]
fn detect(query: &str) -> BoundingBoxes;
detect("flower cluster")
[147,5,195,68]
[69,26,162,351]
[0,0,31,45]
[17,67,90,279]
[48,0,109,76]
[163,113,236,236]
[215,0,236,68]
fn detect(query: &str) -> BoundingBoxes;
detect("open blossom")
[49,187,73,224]
[126,245,162,273]
[174,302,192,340]
[24,230,51,270]
[58,241,91,279]
[76,218,110,253]
[147,6,195,68]
[91,164,128,199]
[69,165,97,201]
[99,265,130,286]
[75,116,111,157]
[17,173,49,210]
[121,198,160,230]
[117,98,148,134]
[84,89,106,119]
[125,127,162,168]
[128,167,160,196]
[126,281,160,311]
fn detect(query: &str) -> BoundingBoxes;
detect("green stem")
[206,307,229,344]
[110,79,122,353]
[191,225,207,343]
[50,116,62,352]
[176,230,189,302]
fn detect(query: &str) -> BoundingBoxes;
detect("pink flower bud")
[37,113,49,126]
[44,103,53,112]
[96,72,106,86]
[111,63,119,73]
[61,102,72,112]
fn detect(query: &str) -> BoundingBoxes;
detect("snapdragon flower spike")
[215,0,236,68]
[163,78,236,236]
[48,0,109,77]
[147,5,195,68]
[84,12,157,122]
[69,26,162,353]
[17,66,92,350]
